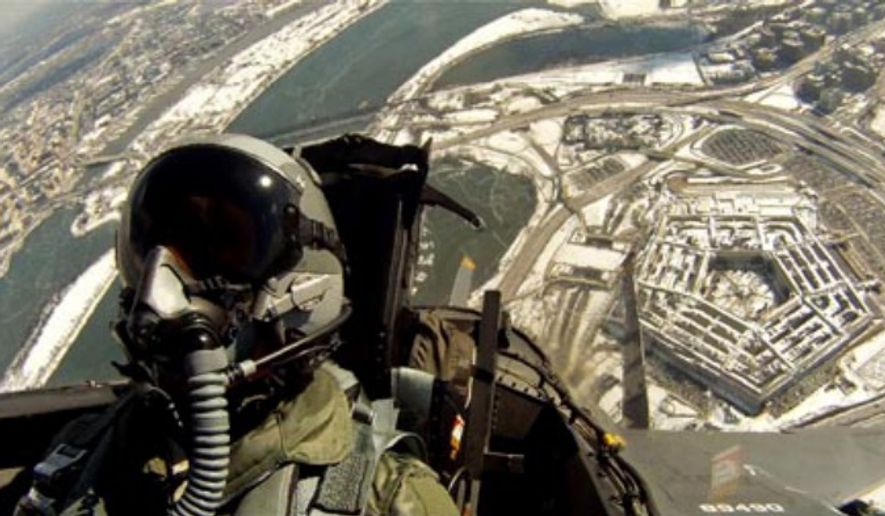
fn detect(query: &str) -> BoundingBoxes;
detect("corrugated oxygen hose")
[170,348,230,516]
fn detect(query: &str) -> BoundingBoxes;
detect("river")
[434,21,708,90]
[0,210,117,378]
[228,0,537,137]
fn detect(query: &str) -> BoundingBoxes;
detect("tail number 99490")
[699,503,786,513]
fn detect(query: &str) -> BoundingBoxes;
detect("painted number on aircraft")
[699,503,785,513]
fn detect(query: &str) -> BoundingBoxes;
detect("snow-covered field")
[0,250,116,392]
[556,244,625,270]
[548,0,597,8]
[445,108,499,125]
[387,8,583,105]
[529,119,564,156]
[493,51,703,89]
[745,83,802,111]
[375,8,582,142]
[601,0,660,19]
[266,0,307,18]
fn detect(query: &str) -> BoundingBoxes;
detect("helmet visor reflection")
[127,145,298,283]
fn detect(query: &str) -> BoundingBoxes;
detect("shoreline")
[373,8,584,144]
[0,249,116,392]
[134,0,387,153]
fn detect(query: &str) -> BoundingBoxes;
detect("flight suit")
[25,366,458,516]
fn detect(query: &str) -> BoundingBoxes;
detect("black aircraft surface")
[0,134,883,516]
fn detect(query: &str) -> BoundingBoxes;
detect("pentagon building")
[636,178,874,414]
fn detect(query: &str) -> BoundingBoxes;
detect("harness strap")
[15,390,139,515]
[299,216,347,265]
[233,398,410,516]
[184,277,251,297]
[296,399,426,516]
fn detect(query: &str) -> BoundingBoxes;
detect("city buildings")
[636,179,875,414]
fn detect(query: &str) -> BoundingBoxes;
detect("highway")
[496,158,659,301]
[434,87,885,176]
[433,84,885,304]
[427,13,885,424]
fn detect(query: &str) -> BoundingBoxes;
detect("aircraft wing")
[620,427,885,515]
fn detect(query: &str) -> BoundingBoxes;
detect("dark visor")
[126,145,300,283]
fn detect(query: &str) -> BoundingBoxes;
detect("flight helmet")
[116,133,348,375]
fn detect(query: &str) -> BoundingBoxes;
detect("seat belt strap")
[15,389,138,515]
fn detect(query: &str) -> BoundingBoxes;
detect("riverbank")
[374,7,584,143]
[0,250,115,392]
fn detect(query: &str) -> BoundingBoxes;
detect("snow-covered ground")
[842,328,885,390]
[861,482,885,508]
[529,119,564,157]
[71,184,127,237]
[375,8,582,142]
[445,108,499,125]
[600,0,660,19]
[523,214,580,298]
[486,131,560,178]
[266,0,307,18]
[548,0,597,8]
[556,244,625,270]
[580,193,613,223]
[387,8,582,105]
[598,378,624,422]
[870,105,885,140]
[745,83,802,111]
[617,152,649,170]
[599,0,790,19]
[495,51,703,89]
[0,250,116,392]
[648,382,699,431]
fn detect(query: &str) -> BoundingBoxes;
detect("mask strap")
[300,216,348,265]
[283,203,348,266]
[184,276,252,308]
